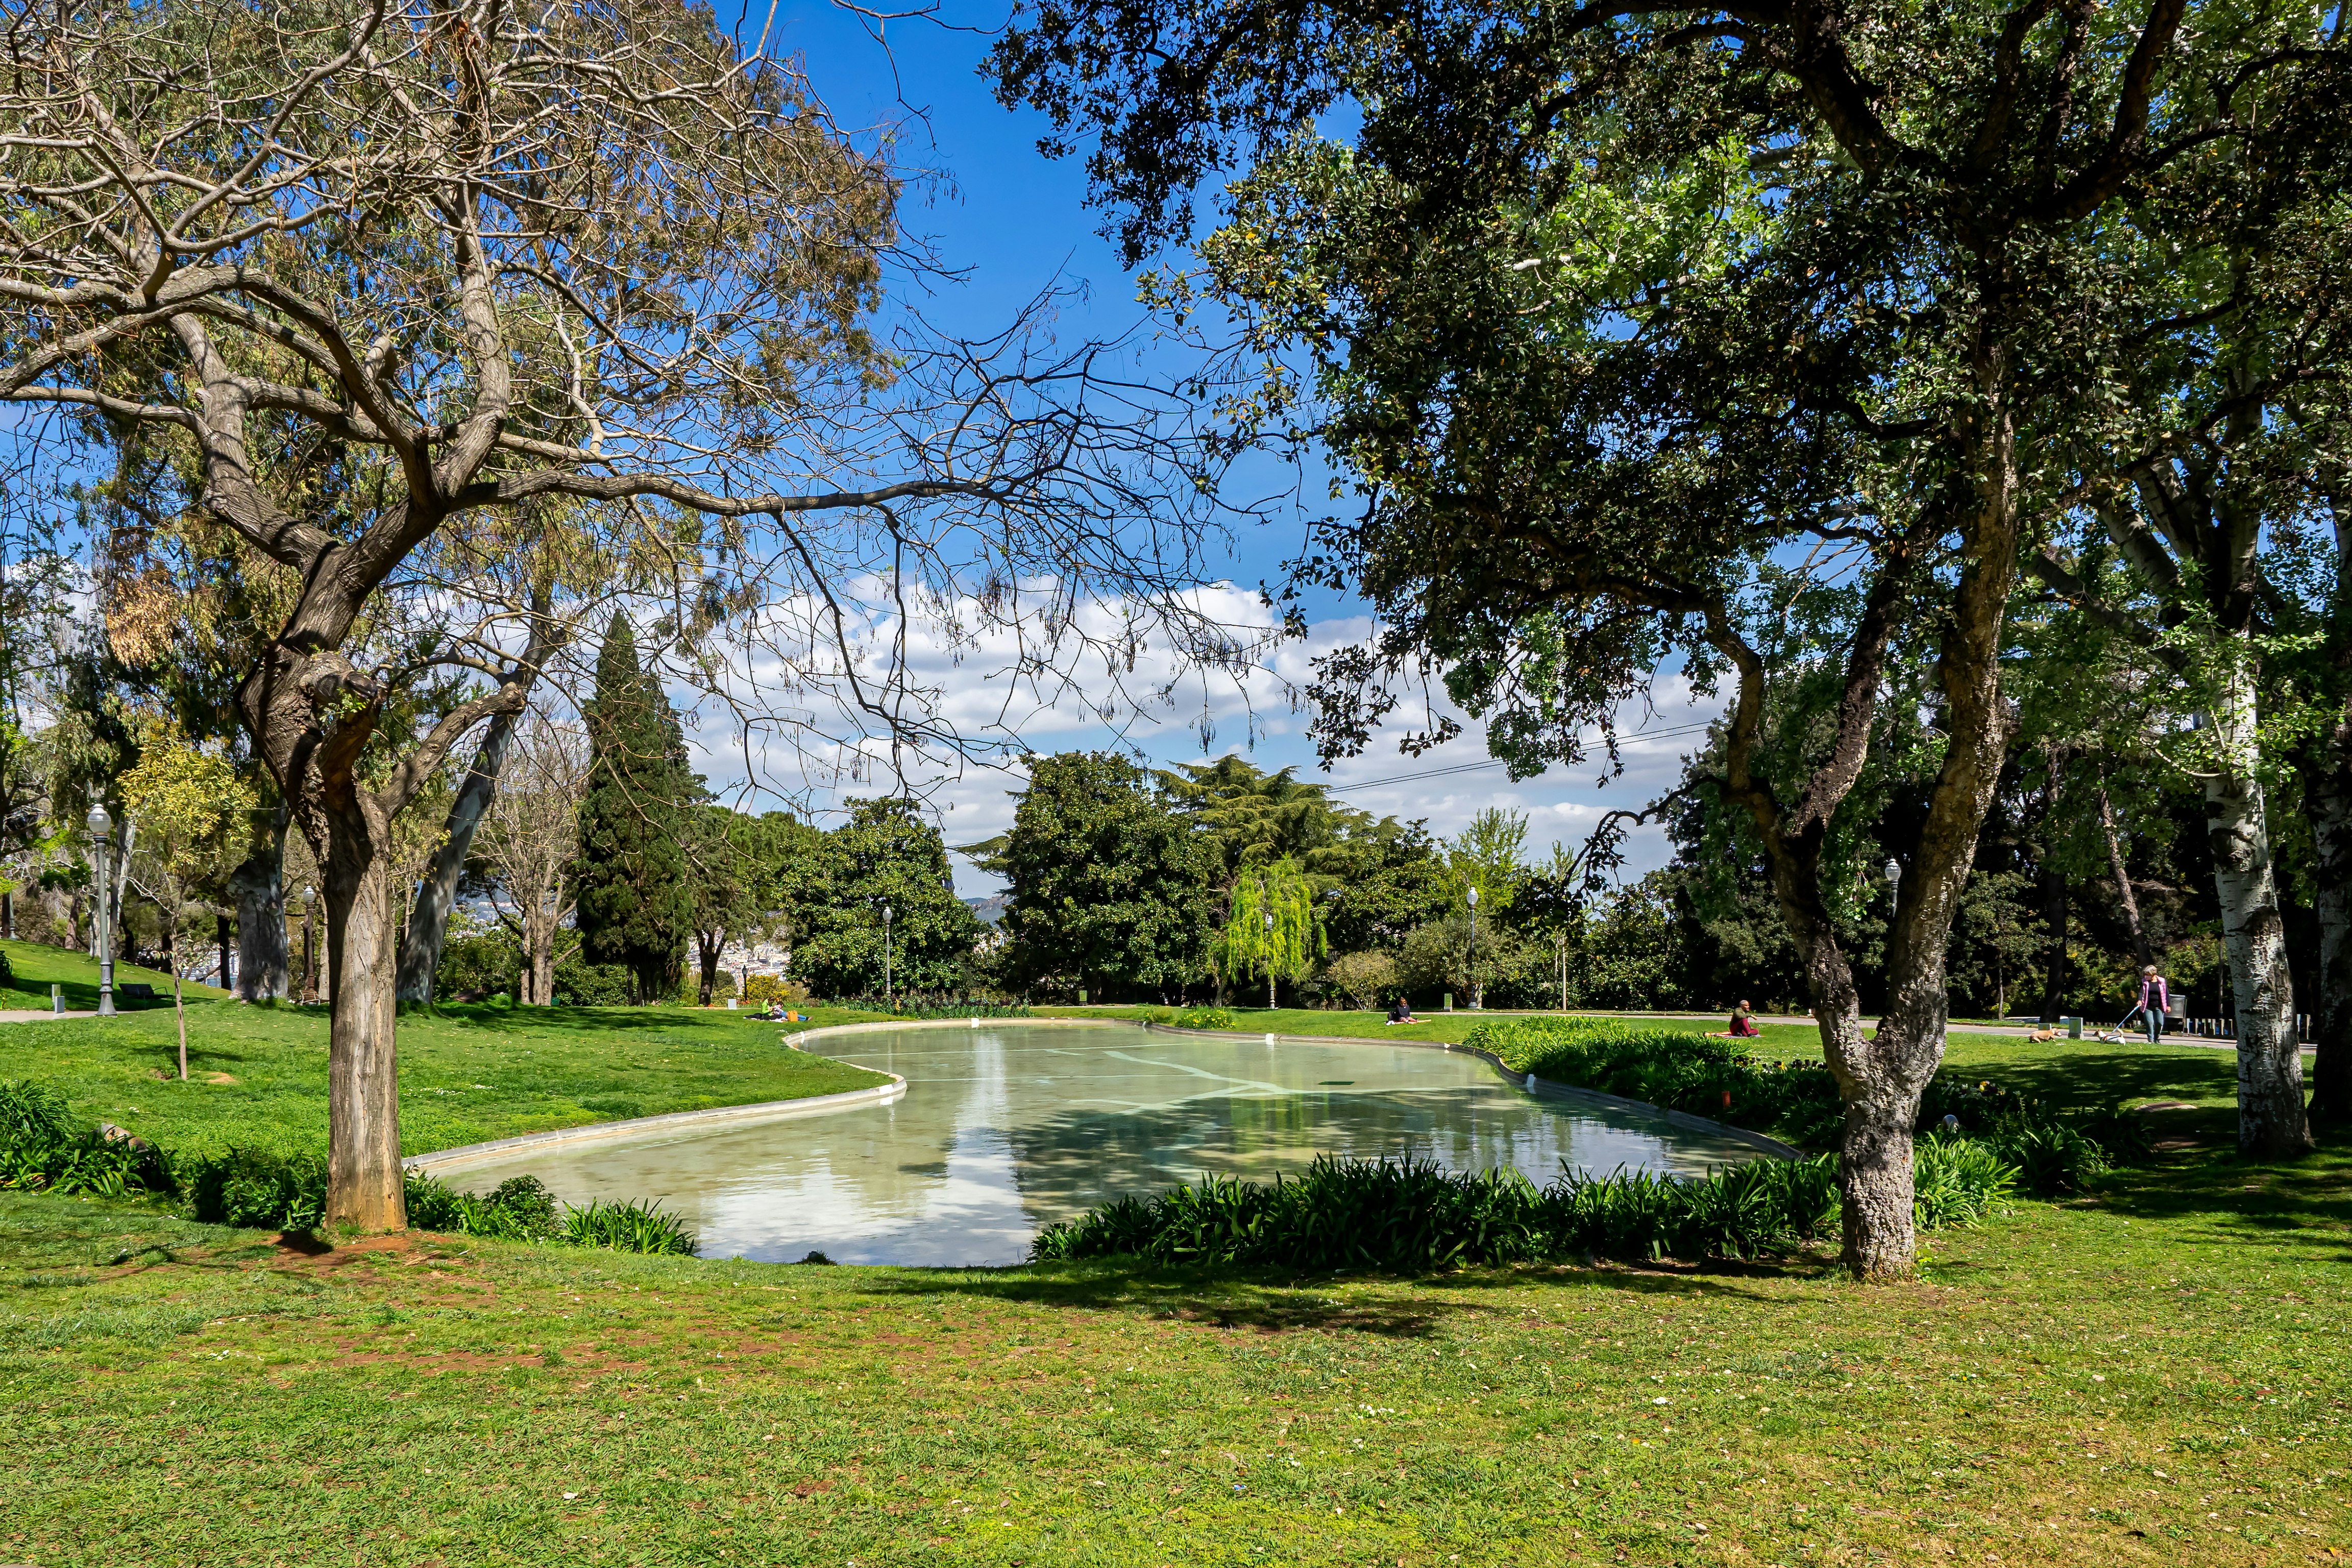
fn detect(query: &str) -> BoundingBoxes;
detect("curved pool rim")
[1140,1020,1801,1161]
[403,1016,1795,1178]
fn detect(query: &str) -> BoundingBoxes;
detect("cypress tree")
[575,616,694,1002]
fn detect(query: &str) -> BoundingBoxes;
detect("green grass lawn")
[1,932,229,1011]
[3,1133,2345,1565]
[0,937,891,1159]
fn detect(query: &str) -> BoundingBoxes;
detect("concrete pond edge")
[404,1075,908,1178]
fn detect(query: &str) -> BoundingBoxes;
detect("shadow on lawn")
[2090,1137,2352,1261]
[1957,1046,2239,1109]
[858,1254,1813,1335]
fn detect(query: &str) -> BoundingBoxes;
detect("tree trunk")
[2204,663,2310,1157]
[230,807,289,1001]
[2311,759,2350,1126]
[321,800,406,1233]
[698,929,721,1006]
[172,944,188,1081]
[395,709,520,1004]
[2097,780,2153,971]
[216,910,233,991]
[2038,862,2068,1021]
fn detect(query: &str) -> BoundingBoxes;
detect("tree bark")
[322,795,405,1232]
[2205,662,2311,1157]
[697,927,722,1006]
[230,806,289,1001]
[2309,749,2351,1126]
[395,707,520,1004]
[2097,780,2154,971]
[2038,862,2068,1021]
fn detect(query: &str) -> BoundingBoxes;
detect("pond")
[436,1022,1769,1266]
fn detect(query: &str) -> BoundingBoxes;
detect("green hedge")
[1032,1141,2015,1272]
[1461,1017,2141,1194]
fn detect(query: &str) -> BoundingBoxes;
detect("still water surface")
[446,1023,1765,1266]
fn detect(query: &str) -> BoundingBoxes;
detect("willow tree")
[1215,858,1323,1009]
[991,0,2350,1268]
[0,0,1220,1231]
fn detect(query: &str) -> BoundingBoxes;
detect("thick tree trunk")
[698,928,721,1006]
[2204,664,2310,1157]
[230,807,289,1001]
[322,801,406,1233]
[2308,741,2352,1126]
[530,917,556,1005]
[395,709,520,1004]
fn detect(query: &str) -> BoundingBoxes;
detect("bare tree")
[0,0,1230,1228]
[476,713,586,1007]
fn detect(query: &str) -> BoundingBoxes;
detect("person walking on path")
[2135,966,2169,1045]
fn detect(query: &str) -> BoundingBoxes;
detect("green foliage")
[0,1079,170,1198]
[818,994,1030,1019]
[1320,950,1396,1007]
[181,1147,327,1232]
[551,957,633,1007]
[575,617,695,1003]
[560,1196,698,1256]
[403,1173,563,1241]
[741,974,810,1009]
[1170,1006,1232,1029]
[1910,1136,2018,1230]
[1212,856,1324,1000]
[436,914,521,1001]
[792,798,982,997]
[988,751,1219,997]
[1030,1148,1977,1272]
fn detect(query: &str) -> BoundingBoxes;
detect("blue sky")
[693,2,1722,891]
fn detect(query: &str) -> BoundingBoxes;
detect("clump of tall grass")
[826,994,1032,1019]
[0,1080,171,1199]
[0,1077,693,1255]
[1028,1145,2001,1272]
[560,1196,698,1255]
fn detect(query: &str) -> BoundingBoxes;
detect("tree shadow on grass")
[853,1253,1812,1335]
[1948,1047,2239,1110]
[2089,1137,2352,1263]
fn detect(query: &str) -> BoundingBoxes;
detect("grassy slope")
[0,934,229,1010]
[2,1136,2345,1565]
[0,937,892,1157]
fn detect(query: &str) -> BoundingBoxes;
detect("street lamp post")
[882,902,894,1012]
[1466,884,1480,1010]
[1883,857,1902,917]
[86,805,115,1017]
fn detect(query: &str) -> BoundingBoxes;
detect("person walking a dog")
[2131,966,2169,1045]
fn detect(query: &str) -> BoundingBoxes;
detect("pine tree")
[574,616,694,1002]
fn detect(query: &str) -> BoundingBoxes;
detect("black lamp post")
[86,804,115,1017]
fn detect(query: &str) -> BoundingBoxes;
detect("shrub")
[404,1172,563,1240]
[0,1080,172,1199]
[1173,1007,1234,1030]
[551,958,632,1006]
[1322,951,1399,1009]
[1030,1147,1965,1272]
[180,1147,328,1232]
[741,974,810,1009]
[1911,1135,2019,1227]
[561,1197,698,1255]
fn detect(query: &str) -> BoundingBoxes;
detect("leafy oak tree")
[990,0,2352,1270]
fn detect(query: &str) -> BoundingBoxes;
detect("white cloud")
[674,589,1722,896]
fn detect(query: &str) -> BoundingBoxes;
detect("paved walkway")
[0,1009,97,1023]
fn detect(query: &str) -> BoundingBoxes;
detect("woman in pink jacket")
[2135,967,2169,1045]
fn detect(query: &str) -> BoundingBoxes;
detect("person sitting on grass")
[1385,995,1417,1025]
[1708,1000,1760,1040]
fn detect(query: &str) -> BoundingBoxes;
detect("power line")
[1320,720,1718,794]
